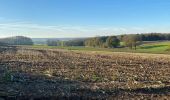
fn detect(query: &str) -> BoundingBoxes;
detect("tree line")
[47,39,85,47]
[1,33,169,48]
[47,33,170,49]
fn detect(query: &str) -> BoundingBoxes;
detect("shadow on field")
[0,72,170,100]
[128,86,170,94]
[0,46,17,54]
[140,45,167,49]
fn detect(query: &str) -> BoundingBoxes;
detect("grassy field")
[28,41,170,54]
[137,41,170,53]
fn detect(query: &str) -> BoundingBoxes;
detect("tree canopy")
[106,36,120,48]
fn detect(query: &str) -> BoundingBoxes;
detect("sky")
[0,0,170,38]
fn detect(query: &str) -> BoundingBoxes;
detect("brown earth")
[0,46,170,100]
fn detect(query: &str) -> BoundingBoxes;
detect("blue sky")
[0,0,170,38]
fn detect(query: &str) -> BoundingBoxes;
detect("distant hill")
[0,36,33,45]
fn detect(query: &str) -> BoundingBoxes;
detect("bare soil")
[0,46,170,100]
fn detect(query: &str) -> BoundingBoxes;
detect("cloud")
[0,22,125,38]
[0,21,170,38]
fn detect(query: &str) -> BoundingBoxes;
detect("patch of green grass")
[26,41,170,54]
[30,45,59,49]
[137,41,170,53]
